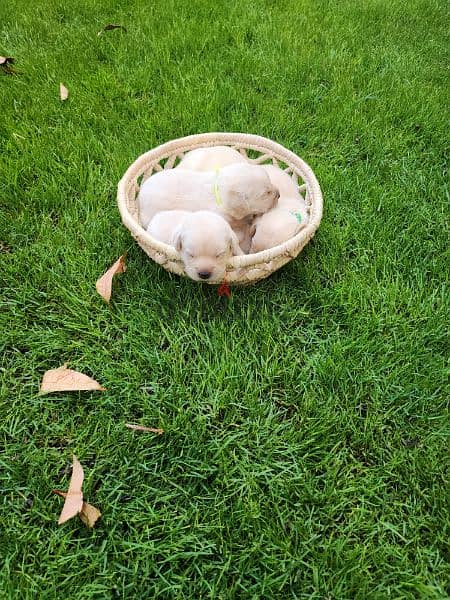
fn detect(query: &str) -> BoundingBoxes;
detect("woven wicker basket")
[117,132,323,285]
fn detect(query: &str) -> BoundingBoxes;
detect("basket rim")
[117,132,323,269]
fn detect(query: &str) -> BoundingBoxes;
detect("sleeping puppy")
[138,162,279,230]
[147,210,243,282]
[176,147,254,252]
[250,165,308,253]
[177,146,248,171]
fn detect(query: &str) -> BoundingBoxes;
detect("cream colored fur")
[250,165,308,253]
[147,210,243,283]
[175,147,260,252]
[138,163,278,230]
[176,146,248,171]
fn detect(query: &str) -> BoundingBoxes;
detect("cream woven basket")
[117,132,323,285]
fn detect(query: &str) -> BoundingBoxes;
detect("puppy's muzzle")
[198,270,212,280]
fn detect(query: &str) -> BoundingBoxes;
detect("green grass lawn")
[1,0,449,597]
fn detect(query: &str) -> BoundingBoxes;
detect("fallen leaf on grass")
[217,281,231,298]
[96,255,126,302]
[97,24,128,35]
[56,455,84,524]
[59,82,69,101]
[53,494,101,528]
[125,423,164,434]
[40,364,105,393]
[79,502,102,528]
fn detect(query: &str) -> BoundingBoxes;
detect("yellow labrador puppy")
[176,146,258,252]
[147,210,243,282]
[250,165,308,253]
[138,163,279,231]
[177,146,248,171]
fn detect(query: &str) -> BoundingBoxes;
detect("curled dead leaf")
[57,455,84,524]
[59,83,69,101]
[96,255,126,302]
[98,24,128,35]
[125,423,164,434]
[79,502,101,528]
[40,364,105,394]
[53,495,101,528]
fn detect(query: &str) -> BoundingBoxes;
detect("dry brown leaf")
[59,83,69,101]
[104,23,127,31]
[98,24,128,35]
[96,255,126,302]
[79,502,102,528]
[57,455,84,524]
[125,423,164,434]
[40,364,105,393]
[53,493,101,528]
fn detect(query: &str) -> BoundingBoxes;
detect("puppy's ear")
[230,231,244,256]
[172,225,183,252]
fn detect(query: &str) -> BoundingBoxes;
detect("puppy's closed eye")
[216,251,226,258]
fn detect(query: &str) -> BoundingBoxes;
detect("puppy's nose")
[198,270,211,280]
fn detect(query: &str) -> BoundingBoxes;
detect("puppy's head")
[173,211,243,283]
[218,164,279,220]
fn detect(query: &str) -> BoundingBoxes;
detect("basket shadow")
[129,238,321,328]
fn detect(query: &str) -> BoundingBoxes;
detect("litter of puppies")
[138,146,309,283]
